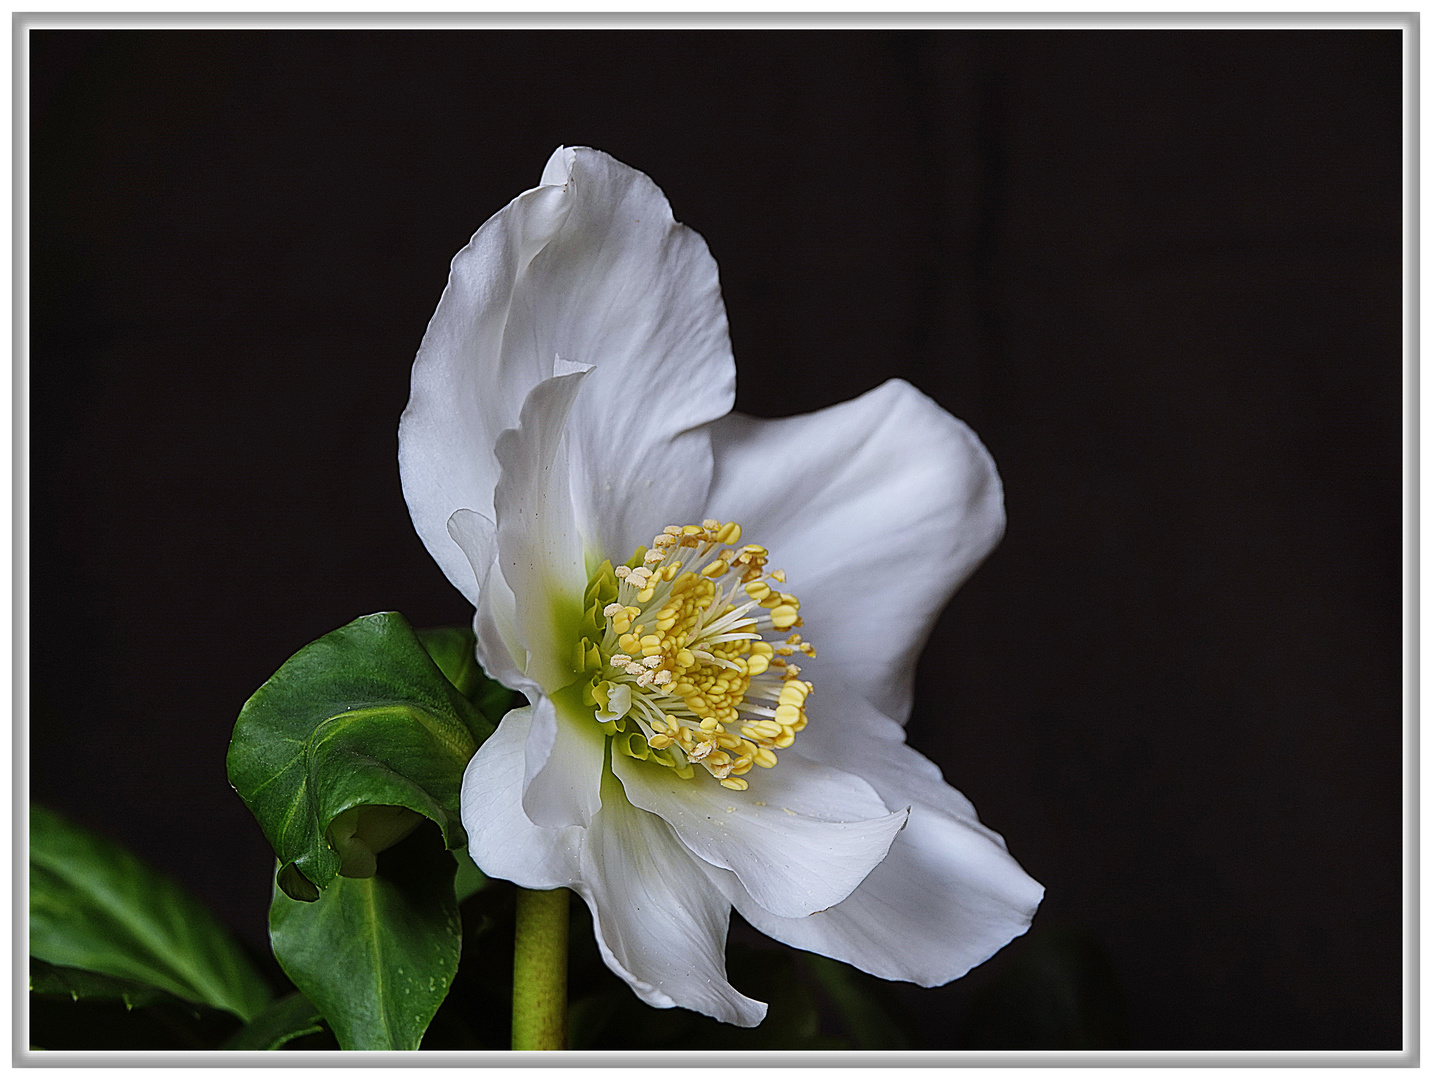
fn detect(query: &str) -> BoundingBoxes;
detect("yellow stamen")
[585,520,815,793]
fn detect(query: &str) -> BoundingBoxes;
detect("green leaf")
[413,625,481,700]
[28,970,242,1051]
[227,612,491,900]
[452,846,489,905]
[471,678,518,731]
[29,805,273,1022]
[221,991,325,1050]
[30,957,191,1013]
[801,953,914,1049]
[269,827,461,1050]
[957,927,1131,1049]
[415,624,519,724]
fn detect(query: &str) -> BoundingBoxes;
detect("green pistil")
[569,557,696,780]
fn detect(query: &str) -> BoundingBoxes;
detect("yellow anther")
[587,520,816,794]
[770,605,799,630]
[771,569,786,582]
[720,777,749,791]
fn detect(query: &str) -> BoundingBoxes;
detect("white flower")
[399,147,1043,1027]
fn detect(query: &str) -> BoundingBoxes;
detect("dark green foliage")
[957,926,1131,1049]
[29,806,272,1022]
[226,612,492,901]
[269,826,461,1051]
[221,992,326,1050]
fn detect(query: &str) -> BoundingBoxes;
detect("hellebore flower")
[399,147,1043,1027]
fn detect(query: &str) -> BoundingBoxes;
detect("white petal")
[724,797,1042,987]
[518,148,735,560]
[490,367,590,692]
[446,509,527,694]
[399,147,736,604]
[399,175,573,604]
[460,707,583,889]
[704,378,1004,723]
[788,672,985,825]
[611,749,907,919]
[716,685,1043,985]
[578,769,767,1027]
[521,692,605,830]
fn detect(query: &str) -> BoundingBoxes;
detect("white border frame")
[11,10,1417,1069]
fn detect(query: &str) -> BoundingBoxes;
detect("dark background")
[29,29,1404,1050]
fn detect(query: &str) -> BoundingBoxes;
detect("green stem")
[511,886,569,1050]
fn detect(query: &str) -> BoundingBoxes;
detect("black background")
[29,28,1403,1050]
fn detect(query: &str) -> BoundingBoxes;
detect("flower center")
[573,520,816,792]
